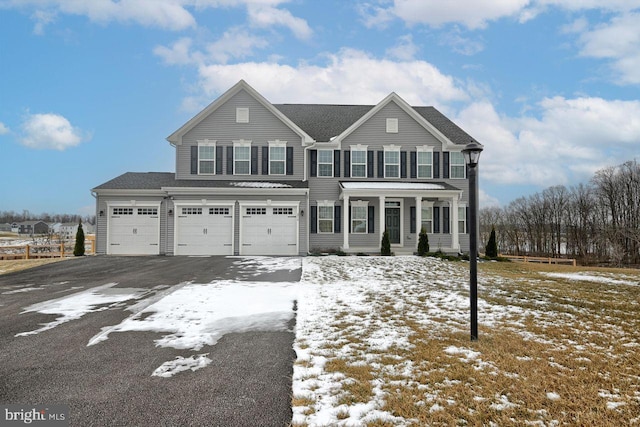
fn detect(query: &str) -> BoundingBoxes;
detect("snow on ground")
[542,271,639,286]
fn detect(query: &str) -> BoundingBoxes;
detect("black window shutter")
[410,206,416,233]
[310,150,317,177]
[443,152,450,179]
[443,206,450,234]
[286,147,294,175]
[367,151,374,178]
[344,150,350,178]
[377,151,384,178]
[410,152,417,179]
[401,151,407,178]
[216,146,223,175]
[334,205,341,233]
[310,206,317,234]
[368,206,375,234]
[434,152,440,178]
[191,146,198,174]
[251,147,258,175]
[434,207,440,233]
[466,206,470,234]
[226,146,233,174]
[334,150,340,178]
[262,146,269,175]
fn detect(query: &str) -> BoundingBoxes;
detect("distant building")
[16,221,49,235]
[0,223,13,232]
[59,222,94,240]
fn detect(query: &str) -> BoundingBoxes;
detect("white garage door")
[241,206,298,255]
[109,207,159,255]
[175,206,234,255]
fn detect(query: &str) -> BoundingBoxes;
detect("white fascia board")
[93,189,166,197]
[332,92,458,150]
[162,186,309,197]
[340,188,462,200]
[166,80,315,146]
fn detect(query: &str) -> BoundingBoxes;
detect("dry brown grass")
[292,257,640,426]
[0,258,68,275]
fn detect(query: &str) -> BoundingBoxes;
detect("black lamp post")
[462,141,483,341]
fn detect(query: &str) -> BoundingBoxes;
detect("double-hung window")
[351,148,367,178]
[421,202,433,233]
[318,150,333,177]
[318,202,334,233]
[458,205,466,233]
[384,147,400,178]
[450,152,465,179]
[234,142,251,175]
[269,142,286,175]
[351,202,368,233]
[417,147,433,179]
[198,141,215,175]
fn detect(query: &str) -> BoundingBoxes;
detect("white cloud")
[247,4,312,39]
[20,113,89,150]
[205,28,270,63]
[439,27,484,55]
[479,189,501,208]
[455,97,640,188]
[576,12,640,84]
[188,48,468,106]
[385,34,419,60]
[0,122,9,135]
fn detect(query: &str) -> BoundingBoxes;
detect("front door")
[385,203,401,244]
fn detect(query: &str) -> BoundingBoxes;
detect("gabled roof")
[274,101,476,147]
[166,80,314,145]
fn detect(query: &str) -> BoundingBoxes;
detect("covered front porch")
[339,182,466,255]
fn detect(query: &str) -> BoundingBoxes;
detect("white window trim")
[449,150,466,179]
[233,140,252,175]
[350,145,368,178]
[197,139,216,175]
[317,201,335,234]
[420,201,434,234]
[383,145,401,179]
[236,107,249,123]
[268,140,287,176]
[416,145,433,179]
[386,118,398,133]
[351,200,369,234]
[317,149,334,178]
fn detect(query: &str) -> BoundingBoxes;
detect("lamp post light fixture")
[462,141,484,341]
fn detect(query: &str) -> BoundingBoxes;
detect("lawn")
[292,256,640,426]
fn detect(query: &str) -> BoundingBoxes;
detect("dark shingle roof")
[93,172,308,191]
[274,104,475,145]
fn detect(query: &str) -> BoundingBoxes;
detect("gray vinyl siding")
[177,89,304,180]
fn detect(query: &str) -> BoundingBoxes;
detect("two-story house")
[92,80,479,256]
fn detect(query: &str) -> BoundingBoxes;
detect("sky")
[1,0,640,216]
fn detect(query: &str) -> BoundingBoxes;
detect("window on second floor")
[384,148,400,178]
[198,142,216,175]
[234,143,251,175]
[318,150,333,177]
[351,148,367,178]
[458,205,467,234]
[417,148,433,179]
[450,151,466,179]
[269,143,286,175]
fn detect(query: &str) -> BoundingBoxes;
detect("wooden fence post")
[25,245,30,260]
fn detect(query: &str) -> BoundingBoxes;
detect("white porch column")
[415,196,422,250]
[451,196,460,252]
[343,196,350,250]
[379,195,386,241]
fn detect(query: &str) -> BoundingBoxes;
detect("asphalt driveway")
[0,256,301,426]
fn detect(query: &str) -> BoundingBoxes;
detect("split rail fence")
[499,254,577,267]
[0,236,95,260]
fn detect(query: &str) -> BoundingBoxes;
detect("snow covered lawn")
[292,256,640,426]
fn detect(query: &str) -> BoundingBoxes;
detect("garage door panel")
[175,206,233,255]
[109,207,159,255]
[241,206,298,256]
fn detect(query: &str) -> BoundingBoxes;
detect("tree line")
[480,160,640,266]
[0,210,96,225]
